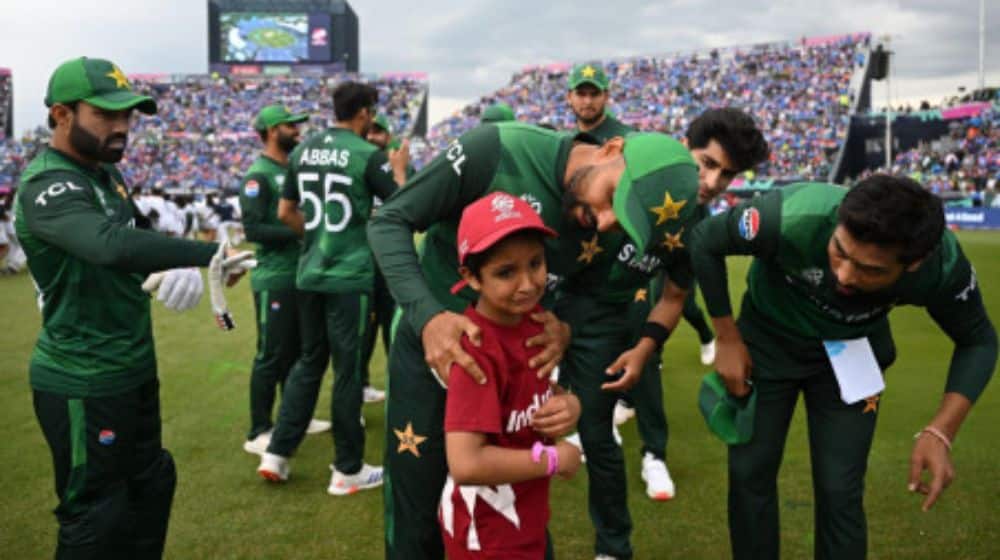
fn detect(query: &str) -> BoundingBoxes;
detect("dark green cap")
[481,102,515,123]
[372,114,392,134]
[698,372,757,445]
[45,57,156,114]
[568,63,609,91]
[254,104,308,131]
[612,133,699,256]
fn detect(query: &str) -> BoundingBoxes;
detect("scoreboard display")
[208,0,357,73]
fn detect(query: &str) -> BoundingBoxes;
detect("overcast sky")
[2,0,997,135]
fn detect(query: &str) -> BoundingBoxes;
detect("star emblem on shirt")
[662,227,685,252]
[581,65,597,78]
[863,395,879,414]
[577,234,604,264]
[106,66,130,89]
[634,288,648,302]
[394,422,427,457]
[649,192,687,226]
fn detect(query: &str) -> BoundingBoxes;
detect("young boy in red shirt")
[438,192,583,559]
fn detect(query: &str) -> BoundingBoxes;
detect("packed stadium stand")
[0,68,11,140]
[422,33,871,180]
[0,72,426,192]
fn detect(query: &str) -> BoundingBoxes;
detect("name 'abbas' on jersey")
[410,122,588,314]
[15,148,154,397]
[240,155,299,292]
[282,127,397,293]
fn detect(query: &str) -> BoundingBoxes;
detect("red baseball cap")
[451,191,557,294]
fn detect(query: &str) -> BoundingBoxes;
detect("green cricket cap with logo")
[254,104,308,131]
[44,57,157,114]
[612,133,699,256]
[568,62,610,91]
[372,114,392,134]
[698,371,757,445]
[481,102,515,123]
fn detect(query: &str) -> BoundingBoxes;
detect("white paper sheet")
[823,338,885,404]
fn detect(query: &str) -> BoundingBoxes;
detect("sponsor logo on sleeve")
[244,180,260,197]
[738,207,760,241]
[98,429,116,445]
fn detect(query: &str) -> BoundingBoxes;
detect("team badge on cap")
[738,207,760,240]
[99,429,116,446]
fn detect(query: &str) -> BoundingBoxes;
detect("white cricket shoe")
[306,418,332,434]
[243,429,272,456]
[327,463,384,496]
[700,339,716,366]
[613,400,635,426]
[595,555,621,560]
[257,452,290,482]
[641,452,675,501]
[613,425,623,446]
[363,386,386,404]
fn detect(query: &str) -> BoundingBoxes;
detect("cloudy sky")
[1,0,997,134]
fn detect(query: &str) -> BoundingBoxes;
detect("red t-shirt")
[439,305,554,559]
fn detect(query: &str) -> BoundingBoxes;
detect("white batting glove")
[142,268,204,312]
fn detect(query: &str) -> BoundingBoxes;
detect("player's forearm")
[38,212,217,272]
[367,212,445,333]
[925,392,974,442]
[276,199,304,236]
[446,437,549,486]
[243,222,299,244]
[689,219,735,318]
[646,280,687,331]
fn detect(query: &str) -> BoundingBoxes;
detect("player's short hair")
[686,108,769,173]
[838,174,945,265]
[47,101,78,129]
[332,82,378,122]
[462,230,547,280]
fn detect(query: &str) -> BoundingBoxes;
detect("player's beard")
[573,106,604,127]
[69,120,127,163]
[277,130,299,154]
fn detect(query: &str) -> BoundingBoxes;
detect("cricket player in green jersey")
[361,114,413,404]
[17,56,249,559]
[689,177,998,560]
[256,82,405,495]
[240,104,332,455]
[369,122,702,559]
[558,108,769,558]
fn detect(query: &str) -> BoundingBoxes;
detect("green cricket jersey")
[15,147,218,397]
[368,122,597,335]
[583,114,634,143]
[240,155,299,292]
[281,127,397,294]
[690,182,997,401]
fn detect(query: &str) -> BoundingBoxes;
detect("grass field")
[2,232,998,559]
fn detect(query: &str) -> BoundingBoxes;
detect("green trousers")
[248,289,301,440]
[383,315,448,559]
[555,293,640,559]
[728,312,895,560]
[682,283,714,345]
[361,269,395,388]
[267,290,370,474]
[33,377,175,559]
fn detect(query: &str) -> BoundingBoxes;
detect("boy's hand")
[555,440,582,479]
[531,392,580,438]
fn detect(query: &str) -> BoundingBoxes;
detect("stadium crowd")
[423,34,868,179]
[856,108,1000,206]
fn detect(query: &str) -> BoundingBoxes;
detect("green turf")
[248,28,296,49]
[1,231,998,558]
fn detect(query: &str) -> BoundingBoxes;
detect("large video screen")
[221,12,311,62]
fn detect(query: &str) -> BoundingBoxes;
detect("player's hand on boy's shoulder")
[423,311,485,385]
[531,390,580,438]
[526,311,571,379]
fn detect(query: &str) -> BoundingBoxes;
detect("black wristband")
[640,321,671,350]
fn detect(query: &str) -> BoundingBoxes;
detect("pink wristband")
[531,441,559,477]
